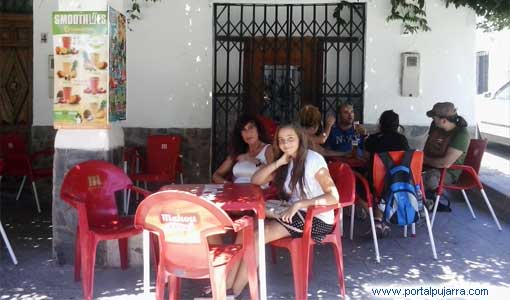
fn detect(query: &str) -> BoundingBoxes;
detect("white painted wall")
[364,0,476,126]
[33,0,58,126]
[33,0,477,128]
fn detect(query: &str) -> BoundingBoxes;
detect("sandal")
[362,220,390,239]
[436,199,452,212]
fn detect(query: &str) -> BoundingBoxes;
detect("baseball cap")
[426,102,457,118]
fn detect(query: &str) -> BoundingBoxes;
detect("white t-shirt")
[232,144,270,186]
[284,150,334,224]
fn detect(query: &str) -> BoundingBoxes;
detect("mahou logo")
[160,213,200,233]
[160,213,198,224]
[87,175,102,188]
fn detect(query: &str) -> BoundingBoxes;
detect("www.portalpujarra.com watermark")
[367,283,508,299]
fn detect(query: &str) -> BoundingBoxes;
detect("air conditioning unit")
[401,52,420,97]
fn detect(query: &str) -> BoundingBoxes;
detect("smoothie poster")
[108,7,127,122]
[52,11,109,128]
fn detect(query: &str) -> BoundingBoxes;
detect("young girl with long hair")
[225,123,339,296]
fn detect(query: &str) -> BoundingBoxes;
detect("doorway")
[0,12,33,140]
[212,3,366,168]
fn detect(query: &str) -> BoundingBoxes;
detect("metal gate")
[212,2,366,168]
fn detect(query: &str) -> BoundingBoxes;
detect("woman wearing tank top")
[212,114,274,185]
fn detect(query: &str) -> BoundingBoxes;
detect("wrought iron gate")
[212,2,366,168]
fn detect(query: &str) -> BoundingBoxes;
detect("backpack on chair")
[379,150,420,226]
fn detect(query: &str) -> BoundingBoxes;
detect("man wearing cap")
[422,102,470,210]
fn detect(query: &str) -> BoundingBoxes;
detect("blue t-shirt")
[325,124,364,152]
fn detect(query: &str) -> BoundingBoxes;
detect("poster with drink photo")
[108,6,127,122]
[52,11,109,128]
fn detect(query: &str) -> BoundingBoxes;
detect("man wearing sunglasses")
[422,102,470,211]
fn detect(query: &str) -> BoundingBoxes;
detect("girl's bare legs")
[226,220,290,296]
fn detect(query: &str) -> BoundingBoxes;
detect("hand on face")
[276,153,291,167]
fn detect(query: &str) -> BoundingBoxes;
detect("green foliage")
[386,0,431,34]
[444,0,510,31]
[125,0,510,33]
[126,0,161,26]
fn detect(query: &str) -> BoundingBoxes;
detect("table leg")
[143,229,150,294]
[258,218,267,300]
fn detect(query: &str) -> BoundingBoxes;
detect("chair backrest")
[135,190,234,278]
[0,133,31,176]
[257,115,277,140]
[60,160,132,226]
[328,162,356,207]
[372,151,424,198]
[0,133,28,156]
[462,139,487,174]
[146,135,182,181]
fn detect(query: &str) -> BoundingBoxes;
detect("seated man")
[422,102,470,211]
[325,102,366,156]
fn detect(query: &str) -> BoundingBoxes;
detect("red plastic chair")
[0,133,53,213]
[328,161,356,240]
[269,165,349,300]
[373,151,437,260]
[430,139,502,231]
[60,160,150,300]
[134,190,259,300]
[257,115,277,140]
[130,135,184,191]
[353,171,380,262]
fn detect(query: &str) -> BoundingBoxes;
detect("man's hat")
[426,102,457,118]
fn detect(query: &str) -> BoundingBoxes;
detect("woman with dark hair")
[364,109,410,156]
[225,123,339,296]
[212,114,274,184]
[362,110,410,237]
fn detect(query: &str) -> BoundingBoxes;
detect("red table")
[325,155,368,169]
[142,183,268,299]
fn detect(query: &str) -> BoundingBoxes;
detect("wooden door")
[0,14,33,137]
[243,37,323,122]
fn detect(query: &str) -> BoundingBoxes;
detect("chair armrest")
[353,171,374,207]
[127,185,152,198]
[301,203,341,252]
[231,215,254,232]
[448,164,477,176]
[305,203,341,218]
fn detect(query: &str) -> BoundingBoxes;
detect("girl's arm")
[212,156,235,183]
[251,153,290,185]
[280,167,339,223]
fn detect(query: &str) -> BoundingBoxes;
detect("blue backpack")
[379,150,420,226]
